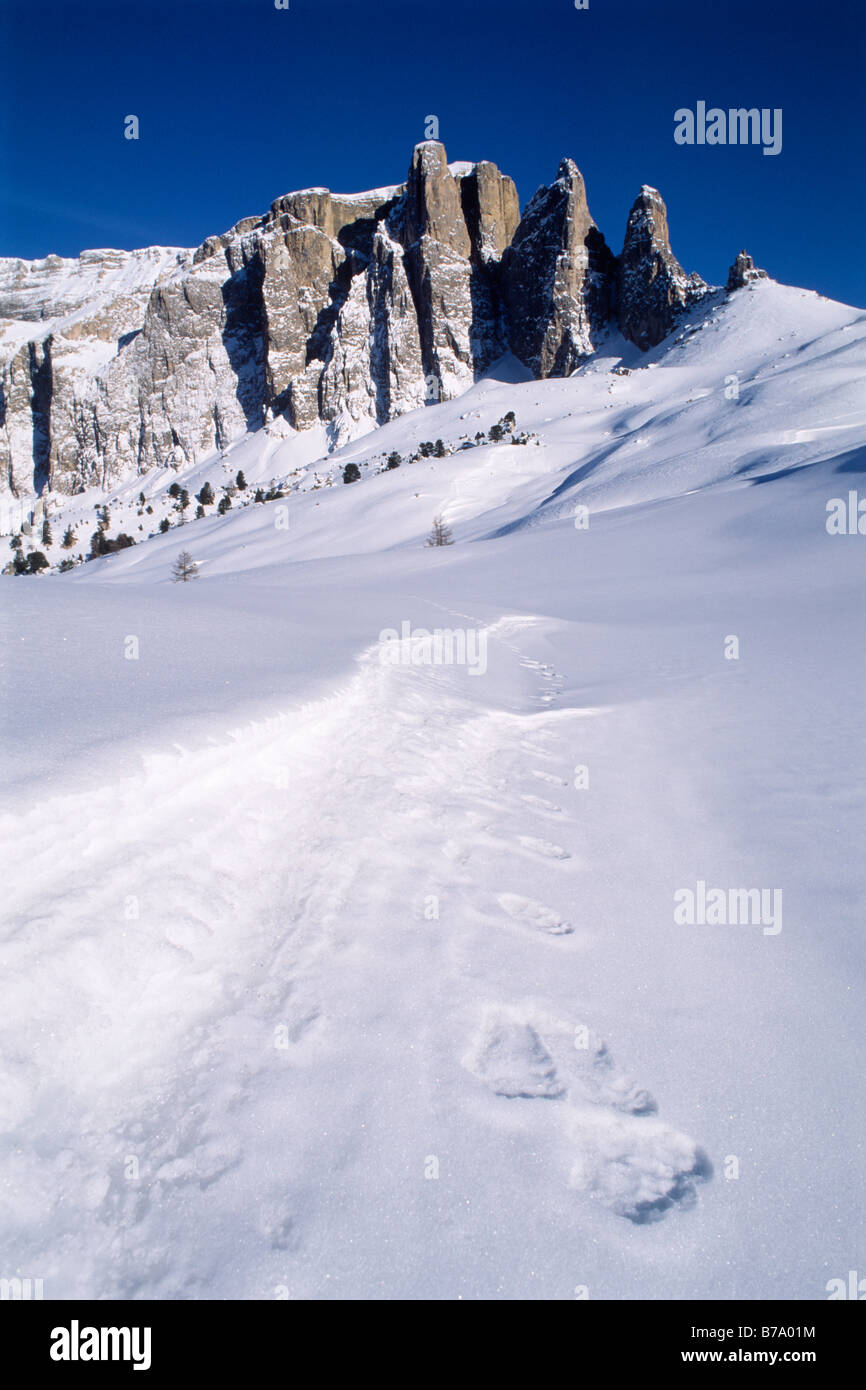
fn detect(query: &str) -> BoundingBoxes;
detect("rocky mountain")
[726,250,768,292]
[0,142,749,503]
[617,186,708,351]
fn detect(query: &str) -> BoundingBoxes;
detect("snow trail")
[0,616,707,1297]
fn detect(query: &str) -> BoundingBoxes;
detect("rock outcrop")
[0,144,716,503]
[617,187,708,351]
[501,159,616,376]
[726,250,768,292]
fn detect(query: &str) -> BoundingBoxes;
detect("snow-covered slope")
[13,277,864,571]
[1,277,864,1300]
[0,245,190,344]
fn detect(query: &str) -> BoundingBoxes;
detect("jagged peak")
[618,186,709,351]
[411,140,449,168]
[624,186,672,243]
[556,156,581,181]
[726,250,768,292]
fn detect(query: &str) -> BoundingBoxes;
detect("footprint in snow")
[566,1107,711,1224]
[462,1007,565,1099]
[531,769,566,786]
[464,1006,710,1223]
[496,892,573,935]
[517,835,571,860]
[520,793,563,815]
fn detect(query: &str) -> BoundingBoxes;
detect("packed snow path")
[1,613,715,1299]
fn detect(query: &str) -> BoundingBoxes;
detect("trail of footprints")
[458,662,710,1225]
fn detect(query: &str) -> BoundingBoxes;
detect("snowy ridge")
[15,277,863,572]
[2,141,768,506]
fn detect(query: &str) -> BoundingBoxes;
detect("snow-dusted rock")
[726,249,768,292]
[617,186,708,351]
[500,158,616,376]
[1,145,721,503]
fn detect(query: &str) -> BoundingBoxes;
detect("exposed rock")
[458,161,521,266]
[318,226,426,428]
[617,186,708,351]
[404,142,472,258]
[726,250,768,292]
[501,158,616,376]
[0,145,720,504]
[400,143,477,400]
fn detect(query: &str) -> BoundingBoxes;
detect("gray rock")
[0,146,719,504]
[501,158,616,376]
[726,250,768,292]
[617,186,708,351]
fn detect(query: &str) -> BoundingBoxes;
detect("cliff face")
[501,158,616,377]
[616,186,708,351]
[0,143,716,501]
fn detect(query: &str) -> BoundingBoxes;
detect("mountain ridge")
[0,141,755,504]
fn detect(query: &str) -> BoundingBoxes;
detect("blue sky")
[1,0,863,304]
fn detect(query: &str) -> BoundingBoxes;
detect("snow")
[0,245,188,348]
[332,184,403,204]
[1,279,865,1298]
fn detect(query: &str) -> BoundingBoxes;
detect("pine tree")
[434,439,446,457]
[168,482,182,500]
[386,452,401,470]
[217,495,231,515]
[195,504,205,519]
[159,517,171,533]
[198,481,215,506]
[236,470,247,490]
[342,463,361,484]
[62,525,76,549]
[426,515,454,547]
[171,550,199,582]
[489,423,505,442]
[254,488,265,503]
[26,551,49,573]
[42,518,52,546]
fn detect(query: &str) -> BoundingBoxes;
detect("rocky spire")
[404,141,472,257]
[399,142,509,398]
[617,186,707,350]
[500,158,616,376]
[726,250,768,292]
[458,161,521,266]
